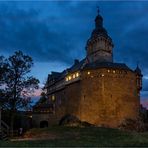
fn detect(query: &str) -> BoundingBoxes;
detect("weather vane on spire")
[137,60,140,67]
[97,6,100,14]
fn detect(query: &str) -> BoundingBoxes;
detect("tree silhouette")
[0,51,39,136]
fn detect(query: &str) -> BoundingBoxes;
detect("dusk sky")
[0,1,148,107]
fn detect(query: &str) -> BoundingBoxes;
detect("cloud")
[0,2,83,65]
[0,1,148,93]
[142,78,148,92]
[140,91,148,108]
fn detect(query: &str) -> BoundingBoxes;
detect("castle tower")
[86,10,114,63]
[135,65,143,91]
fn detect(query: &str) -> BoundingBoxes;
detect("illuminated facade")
[33,11,142,128]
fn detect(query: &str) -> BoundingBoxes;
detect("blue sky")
[0,1,148,107]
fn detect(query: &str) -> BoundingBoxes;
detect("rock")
[59,114,81,126]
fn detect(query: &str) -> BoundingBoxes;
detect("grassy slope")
[1,126,148,147]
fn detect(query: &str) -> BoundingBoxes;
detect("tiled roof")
[67,59,86,73]
[47,60,134,83]
[83,61,133,71]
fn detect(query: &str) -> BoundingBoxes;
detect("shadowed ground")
[1,126,148,147]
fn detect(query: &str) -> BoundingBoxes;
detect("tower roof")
[135,65,142,75]
[90,10,111,40]
[95,8,103,28]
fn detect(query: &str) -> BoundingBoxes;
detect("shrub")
[118,117,146,132]
[59,114,94,127]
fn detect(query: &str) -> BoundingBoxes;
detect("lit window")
[76,72,79,77]
[52,95,55,101]
[113,70,116,73]
[73,74,76,78]
[87,71,90,75]
[107,70,110,73]
[69,76,72,80]
[66,77,68,81]
[102,74,105,77]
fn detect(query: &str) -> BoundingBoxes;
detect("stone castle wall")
[54,80,82,123]
[80,68,140,127]
[33,68,140,128]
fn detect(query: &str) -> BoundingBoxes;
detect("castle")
[33,11,142,128]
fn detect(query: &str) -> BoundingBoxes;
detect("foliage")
[59,114,81,126]
[0,51,39,135]
[118,117,146,132]
[0,51,39,110]
[59,114,95,127]
[35,92,47,106]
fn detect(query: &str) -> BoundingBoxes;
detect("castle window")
[73,74,76,79]
[101,74,105,77]
[76,72,79,77]
[66,77,68,81]
[87,71,91,75]
[52,95,55,101]
[113,70,116,73]
[68,76,72,80]
[107,70,110,73]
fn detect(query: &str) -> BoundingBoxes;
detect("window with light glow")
[69,76,72,80]
[66,77,68,81]
[113,70,116,73]
[88,71,90,75]
[73,74,76,78]
[76,72,79,77]
[52,95,55,101]
[107,70,110,73]
[101,74,105,77]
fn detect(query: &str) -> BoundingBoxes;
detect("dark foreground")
[1,126,148,147]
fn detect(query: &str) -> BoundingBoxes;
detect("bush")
[59,114,81,126]
[118,117,146,132]
[59,114,95,127]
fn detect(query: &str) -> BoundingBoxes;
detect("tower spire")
[95,8,103,28]
[86,9,114,63]
[137,61,139,67]
[97,6,100,14]
[135,61,142,76]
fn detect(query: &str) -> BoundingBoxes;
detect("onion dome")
[91,10,109,39]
